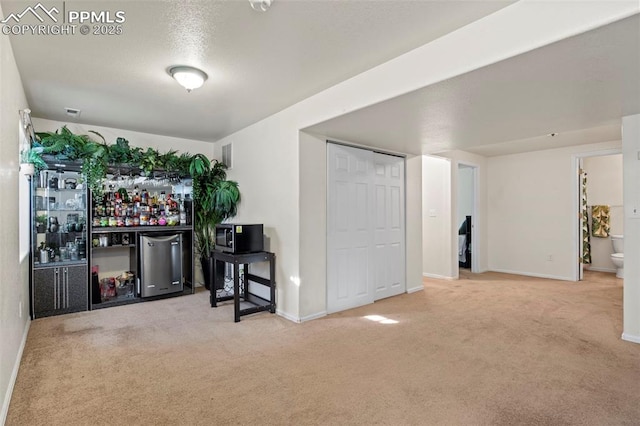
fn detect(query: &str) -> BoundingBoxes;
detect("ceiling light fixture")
[168,66,208,92]
[249,0,272,12]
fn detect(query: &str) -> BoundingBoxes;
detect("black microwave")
[215,224,264,254]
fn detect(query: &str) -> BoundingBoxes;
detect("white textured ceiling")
[1,0,514,142]
[306,14,640,156]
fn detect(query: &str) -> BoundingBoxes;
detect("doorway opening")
[573,149,623,281]
[457,162,478,274]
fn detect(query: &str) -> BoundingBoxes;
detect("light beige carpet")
[7,271,640,425]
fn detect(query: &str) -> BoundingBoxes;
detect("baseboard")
[621,333,640,345]
[585,267,617,273]
[490,269,571,282]
[422,273,455,280]
[406,286,424,294]
[299,311,327,322]
[276,309,300,323]
[1,319,30,426]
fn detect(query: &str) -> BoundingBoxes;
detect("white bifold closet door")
[327,143,405,314]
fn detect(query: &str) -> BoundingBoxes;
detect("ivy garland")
[35,127,196,201]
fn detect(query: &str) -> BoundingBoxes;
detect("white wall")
[622,114,640,344]
[0,3,31,421]
[406,156,424,293]
[457,166,474,228]
[422,155,453,279]
[298,132,327,320]
[213,2,635,320]
[488,141,621,281]
[583,154,623,273]
[31,118,214,158]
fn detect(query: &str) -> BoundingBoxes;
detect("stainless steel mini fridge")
[139,234,183,297]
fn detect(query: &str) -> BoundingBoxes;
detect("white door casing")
[327,143,405,314]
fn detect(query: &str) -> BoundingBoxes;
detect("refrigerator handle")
[64,268,69,308]
[54,268,59,309]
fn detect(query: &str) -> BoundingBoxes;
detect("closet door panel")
[327,144,374,313]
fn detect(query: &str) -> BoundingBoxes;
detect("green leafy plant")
[177,152,194,176]
[35,214,47,233]
[191,157,240,258]
[140,147,160,175]
[36,126,109,200]
[79,135,108,200]
[158,149,179,171]
[20,148,48,173]
[36,126,103,160]
[106,137,132,164]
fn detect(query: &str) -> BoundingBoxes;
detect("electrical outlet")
[547,255,553,262]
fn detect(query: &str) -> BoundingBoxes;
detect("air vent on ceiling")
[65,107,81,118]
[222,143,232,170]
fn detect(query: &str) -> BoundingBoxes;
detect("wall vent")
[222,143,232,169]
[65,107,81,118]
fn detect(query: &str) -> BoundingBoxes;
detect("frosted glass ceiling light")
[169,66,208,92]
[249,0,272,12]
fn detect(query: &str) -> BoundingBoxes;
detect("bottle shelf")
[34,259,87,269]
[36,231,86,235]
[35,208,86,212]
[90,225,192,233]
[92,296,142,310]
[91,244,134,250]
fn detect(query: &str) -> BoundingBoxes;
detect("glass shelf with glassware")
[31,167,89,318]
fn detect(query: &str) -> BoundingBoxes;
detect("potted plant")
[190,155,240,289]
[36,126,108,200]
[19,147,47,177]
[35,214,47,233]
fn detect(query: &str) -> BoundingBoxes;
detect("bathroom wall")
[583,154,623,273]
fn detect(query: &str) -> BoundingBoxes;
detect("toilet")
[610,234,624,279]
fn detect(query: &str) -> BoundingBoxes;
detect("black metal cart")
[210,250,276,322]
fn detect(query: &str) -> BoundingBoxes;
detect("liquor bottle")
[179,194,187,226]
[165,193,172,215]
[114,192,122,217]
[184,194,192,225]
